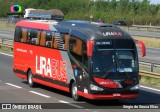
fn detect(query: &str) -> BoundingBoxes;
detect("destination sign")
[96,41,112,45]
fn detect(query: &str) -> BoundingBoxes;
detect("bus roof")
[16,20,132,41]
[56,20,132,40]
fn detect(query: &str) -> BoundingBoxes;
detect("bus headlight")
[130,84,139,90]
[90,84,103,91]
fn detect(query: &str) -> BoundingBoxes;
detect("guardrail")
[0,37,13,51]
[0,18,7,22]
[119,25,160,32]
[0,37,160,78]
[131,25,160,32]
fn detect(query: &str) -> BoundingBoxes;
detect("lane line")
[0,52,13,57]
[140,85,160,92]
[29,91,51,98]
[5,83,22,89]
[59,100,84,109]
[59,100,69,103]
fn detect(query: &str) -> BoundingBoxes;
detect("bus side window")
[69,36,82,63]
[53,34,58,49]
[73,38,82,56]
[36,30,41,45]
[21,28,28,43]
[64,34,69,50]
[40,31,46,46]
[14,26,22,42]
[46,31,52,48]
[82,42,88,69]
[28,28,38,45]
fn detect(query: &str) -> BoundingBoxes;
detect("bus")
[13,20,146,101]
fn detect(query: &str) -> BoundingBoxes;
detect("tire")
[71,82,80,101]
[27,70,35,87]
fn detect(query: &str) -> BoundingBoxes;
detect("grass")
[0,22,15,30]
[140,75,160,88]
[132,36,160,48]
[0,46,13,55]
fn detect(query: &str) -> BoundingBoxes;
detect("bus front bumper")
[78,91,138,100]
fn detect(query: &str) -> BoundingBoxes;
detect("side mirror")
[87,41,94,57]
[134,39,146,57]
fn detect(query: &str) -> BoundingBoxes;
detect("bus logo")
[36,55,67,82]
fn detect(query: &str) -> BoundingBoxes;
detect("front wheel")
[71,82,80,101]
[27,70,35,87]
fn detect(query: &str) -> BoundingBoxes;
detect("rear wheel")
[71,82,80,101]
[27,70,35,87]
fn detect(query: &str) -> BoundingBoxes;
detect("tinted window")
[69,36,88,69]
[14,26,22,42]
[69,36,82,63]
[28,28,38,44]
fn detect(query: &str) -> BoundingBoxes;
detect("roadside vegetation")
[140,76,160,87]
[0,22,15,30]
[0,0,160,26]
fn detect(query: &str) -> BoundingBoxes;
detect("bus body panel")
[13,20,144,100]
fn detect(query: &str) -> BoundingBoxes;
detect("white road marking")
[59,100,84,109]
[29,91,51,98]
[140,85,160,92]
[5,83,22,89]
[0,52,13,57]
[59,100,69,103]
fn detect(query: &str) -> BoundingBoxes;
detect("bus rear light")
[87,41,94,57]
[134,40,146,57]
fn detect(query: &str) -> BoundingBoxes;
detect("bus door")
[69,36,88,92]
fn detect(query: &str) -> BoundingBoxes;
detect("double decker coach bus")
[13,20,146,101]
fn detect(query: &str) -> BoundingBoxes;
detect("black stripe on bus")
[13,69,68,88]
[13,69,27,76]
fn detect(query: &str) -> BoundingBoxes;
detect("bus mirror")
[87,41,94,57]
[134,40,146,57]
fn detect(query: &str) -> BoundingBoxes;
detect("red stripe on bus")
[16,21,50,30]
[33,78,70,92]
[78,91,138,100]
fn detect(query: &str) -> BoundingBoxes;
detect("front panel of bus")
[88,38,139,99]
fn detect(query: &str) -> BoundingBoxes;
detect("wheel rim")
[72,84,78,99]
[28,72,32,85]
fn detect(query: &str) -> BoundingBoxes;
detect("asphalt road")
[0,52,160,112]
[138,47,160,64]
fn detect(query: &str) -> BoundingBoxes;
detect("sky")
[150,0,160,4]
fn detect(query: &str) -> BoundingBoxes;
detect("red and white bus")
[13,20,146,101]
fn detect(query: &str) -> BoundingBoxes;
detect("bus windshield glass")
[92,49,138,78]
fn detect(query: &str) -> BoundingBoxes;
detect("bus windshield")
[92,49,138,78]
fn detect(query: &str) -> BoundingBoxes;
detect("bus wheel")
[27,70,35,87]
[71,82,80,101]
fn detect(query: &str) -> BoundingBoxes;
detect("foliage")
[0,0,160,25]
